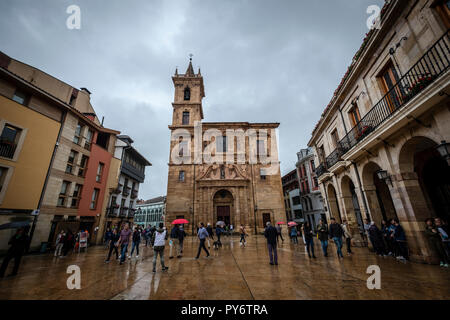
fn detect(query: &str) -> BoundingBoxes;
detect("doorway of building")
[213,189,234,225]
[217,206,231,225]
[262,213,271,227]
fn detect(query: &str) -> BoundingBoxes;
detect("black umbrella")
[0,220,32,230]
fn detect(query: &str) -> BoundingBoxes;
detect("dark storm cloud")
[0,0,384,198]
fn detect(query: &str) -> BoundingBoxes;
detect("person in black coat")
[264,222,278,265]
[302,222,317,259]
[105,229,120,262]
[329,218,344,258]
[368,222,386,256]
[0,227,30,278]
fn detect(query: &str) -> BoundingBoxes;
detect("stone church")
[165,58,285,234]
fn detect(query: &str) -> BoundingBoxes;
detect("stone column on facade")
[362,185,384,227]
[339,193,366,247]
[234,186,241,228]
[390,172,435,263]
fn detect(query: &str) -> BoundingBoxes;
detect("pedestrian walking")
[117,223,132,265]
[178,226,186,258]
[317,219,329,257]
[104,228,113,249]
[54,230,65,257]
[276,224,284,243]
[290,227,298,244]
[264,222,278,265]
[230,224,234,236]
[239,224,247,247]
[195,223,210,259]
[215,225,223,245]
[341,219,353,255]
[130,226,141,258]
[0,227,29,278]
[105,228,120,263]
[302,221,316,259]
[329,218,344,258]
[151,223,169,272]
[206,223,214,248]
[425,218,448,267]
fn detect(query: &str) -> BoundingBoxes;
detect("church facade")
[165,59,285,234]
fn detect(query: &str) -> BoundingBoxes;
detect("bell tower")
[171,55,205,126]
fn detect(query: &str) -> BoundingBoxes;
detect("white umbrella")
[216,221,225,226]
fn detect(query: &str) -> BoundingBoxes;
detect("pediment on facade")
[197,164,249,181]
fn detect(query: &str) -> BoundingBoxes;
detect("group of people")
[425,217,449,267]
[54,229,89,258]
[364,218,409,261]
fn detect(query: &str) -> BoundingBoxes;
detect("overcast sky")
[1,0,384,199]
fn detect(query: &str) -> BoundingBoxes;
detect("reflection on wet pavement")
[0,235,449,300]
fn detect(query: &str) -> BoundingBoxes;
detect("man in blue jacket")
[195,223,210,259]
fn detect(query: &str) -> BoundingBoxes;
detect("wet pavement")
[0,235,448,300]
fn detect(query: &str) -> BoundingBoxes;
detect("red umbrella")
[288,222,298,227]
[277,222,286,225]
[171,219,189,225]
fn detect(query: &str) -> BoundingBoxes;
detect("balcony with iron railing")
[122,186,131,197]
[107,206,119,217]
[318,30,450,177]
[0,139,17,159]
[130,189,138,199]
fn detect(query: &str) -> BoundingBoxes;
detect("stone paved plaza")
[0,235,449,300]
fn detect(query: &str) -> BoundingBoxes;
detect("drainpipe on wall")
[351,161,371,220]
[251,164,257,235]
[28,110,67,253]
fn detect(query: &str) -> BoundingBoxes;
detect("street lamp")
[376,170,393,187]
[254,205,258,235]
[436,141,450,166]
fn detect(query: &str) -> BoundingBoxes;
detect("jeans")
[333,237,343,257]
[153,248,165,270]
[320,240,328,256]
[196,239,210,258]
[55,243,64,257]
[130,241,140,256]
[305,238,315,257]
[120,243,128,263]
[267,243,278,264]
[240,234,246,244]
[178,239,184,255]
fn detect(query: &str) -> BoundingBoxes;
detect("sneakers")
[105,260,110,263]
[152,269,156,273]
[440,262,444,267]
[136,255,139,259]
[177,255,182,258]
[162,267,169,271]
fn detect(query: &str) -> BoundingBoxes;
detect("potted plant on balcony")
[402,75,436,103]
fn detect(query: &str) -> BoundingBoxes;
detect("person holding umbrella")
[206,223,214,248]
[216,221,224,245]
[0,227,30,278]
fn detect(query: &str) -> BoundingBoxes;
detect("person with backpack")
[317,219,329,257]
[329,218,344,259]
[151,223,169,273]
[129,226,141,259]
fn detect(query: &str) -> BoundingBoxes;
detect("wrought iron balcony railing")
[316,163,328,177]
[0,140,17,159]
[318,30,449,177]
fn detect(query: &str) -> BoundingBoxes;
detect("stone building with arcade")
[308,0,450,263]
